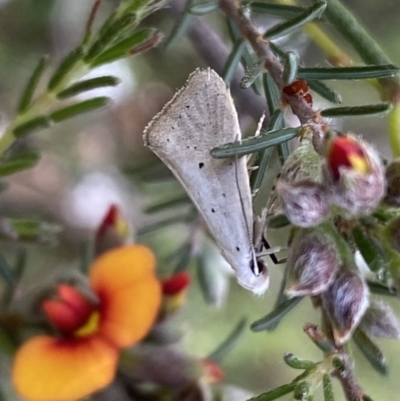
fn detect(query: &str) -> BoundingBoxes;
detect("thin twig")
[218,0,327,151]
[332,355,365,401]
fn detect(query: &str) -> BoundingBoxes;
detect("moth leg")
[261,237,287,264]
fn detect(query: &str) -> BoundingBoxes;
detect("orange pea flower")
[12,245,161,401]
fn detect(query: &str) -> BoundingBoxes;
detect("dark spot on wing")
[167,138,170,142]
[236,246,240,252]
[194,146,197,150]
[199,162,204,169]
[186,105,190,108]
[222,193,226,197]
[211,208,215,213]
[171,126,174,130]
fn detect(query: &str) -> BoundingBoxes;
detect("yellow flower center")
[74,311,101,337]
[348,153,369,174]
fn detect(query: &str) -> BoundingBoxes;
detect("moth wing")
[144,69,268,294]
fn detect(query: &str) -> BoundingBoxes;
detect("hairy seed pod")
[275,179,330,227]
[267,137,323,221]
[321,269,369,344]
[384,159,400,206]
[360,301,400,339]
[285,226,340,297]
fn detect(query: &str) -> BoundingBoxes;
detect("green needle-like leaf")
[294,381,310,400]
[2,248,27,306]
[248,383,297,401]
[144,195,189,213]
[211,127,298,159]
[208,318,247,362]
[250,2,305,18]
[57,76,120,99]
[90,28,153,67]
[322,374,334,401]
[0,151,40,176]
[284,353,317,370]
[50,97,110,122]
[137,214,194,236]
[189,0,219,15]
[18,56,48,113]
[250,109,283,193]
[165,8,194,48]
[367,281,396,297]
[0,254,15,285]
[277,140,290,165]
[307,80,342,104]
[48,47,85,90]
[297,65,398,80]
[267,214,291,228]
[197,252,220,304]
[251,297,303,332]
[283,51,299,85]
[223,39,247,84]
[362,395,375,401]
[321,103,391,118]
[227,16,241,41]
[352,226,388,274]
[353,328,388,375]
[174,242,193,273]
[13,116,51,137]
[80,238,95,273]
[0,219,61,245]
[241,61,264,89]
[264,1,326,40]
[85,13,136,61]
[318,0,391,66]
[263,73,280,115]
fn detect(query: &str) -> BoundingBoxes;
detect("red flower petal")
[328,136,368,180]
[162,272,190,296]
[12,335,118,401]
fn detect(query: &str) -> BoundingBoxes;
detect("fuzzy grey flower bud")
[360,301,400,339]
[267,138,323,221]
[275,179,330,227]
[323,134,385,216]
[384,159,400,206]
[321,269,369,344]
[285,227,340,297]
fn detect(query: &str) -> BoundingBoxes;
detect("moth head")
[236,258,269,296]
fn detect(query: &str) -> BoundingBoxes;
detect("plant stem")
[219,0,327,150]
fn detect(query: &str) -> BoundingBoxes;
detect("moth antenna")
[233,136,260,276]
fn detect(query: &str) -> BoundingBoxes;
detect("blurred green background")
[0,0,400,400]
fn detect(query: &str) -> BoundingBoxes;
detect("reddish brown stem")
[85,0,103,41]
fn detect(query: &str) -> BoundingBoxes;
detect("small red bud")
[201,359,224,383]
[96,204,130,252]
[42,284,96,335]
[323,135,385,216]
[327,136,368,181]
[97,204,119,238]
[162,272,191,296]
